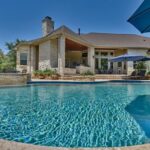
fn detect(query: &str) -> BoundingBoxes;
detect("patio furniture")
[129,70,146,80]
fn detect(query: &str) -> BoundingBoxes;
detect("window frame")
[20,53,28,65]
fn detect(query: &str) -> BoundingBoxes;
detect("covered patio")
[59,36,129,75]
[58,37,95,75]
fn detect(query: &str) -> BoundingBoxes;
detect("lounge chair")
[137,70,146,80]
[130,70,146,80]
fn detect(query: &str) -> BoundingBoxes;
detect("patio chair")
[137,70,146,80]
[108,69,113,74]
[130,70,146,80]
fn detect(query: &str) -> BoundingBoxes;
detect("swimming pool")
[0,82,150,148]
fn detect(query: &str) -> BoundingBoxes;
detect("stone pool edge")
[0,139,150,150]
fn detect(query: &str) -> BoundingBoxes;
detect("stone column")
[127,62,134,75]
[88,47,95,73]
[27,45,32,74]
[127,49,134,75]
[58,36,65,76]
[30,46,36,73]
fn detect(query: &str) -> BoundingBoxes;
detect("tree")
[0,49,4,64]
[5,39,25,70]
[0,39,25,72]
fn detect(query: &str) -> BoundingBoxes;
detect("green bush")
[81,70,94,76]
[135,62,146,72]
[43,69,56,76]
[33,69,57,77]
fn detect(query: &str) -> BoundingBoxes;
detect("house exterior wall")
[16,46,30,73]
[127,48,150,75]
[50,39,58,68]
[39,41,51,70]
[16,37,150,76]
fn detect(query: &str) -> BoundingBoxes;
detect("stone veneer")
[0,73,30,85]
[39,41,51,70]
[0,139,150,150]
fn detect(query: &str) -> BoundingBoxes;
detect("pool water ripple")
[0,83,149,147]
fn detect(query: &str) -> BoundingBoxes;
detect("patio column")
[58,36,65,76]
[127,62,134,75]
[88,47,95,73]
[30,46,36,73]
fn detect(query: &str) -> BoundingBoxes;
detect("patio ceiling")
[66,39,88,51]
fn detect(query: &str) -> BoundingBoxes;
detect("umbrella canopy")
[110,54,150,62]
[128,0,150,33]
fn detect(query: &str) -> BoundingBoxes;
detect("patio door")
[95,51,114,74]
[101,58,108,72]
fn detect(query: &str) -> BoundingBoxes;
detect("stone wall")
[50,39,58,68]
[39,41,51,70]
[0,74,30,85]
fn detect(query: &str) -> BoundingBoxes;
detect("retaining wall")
[0,73,30,85]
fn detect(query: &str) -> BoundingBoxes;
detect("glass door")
[101,58,108,73]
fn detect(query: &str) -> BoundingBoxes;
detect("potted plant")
[51,70,60,80]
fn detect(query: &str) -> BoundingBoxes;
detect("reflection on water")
[0,83,149,147]
[126,95,150,138]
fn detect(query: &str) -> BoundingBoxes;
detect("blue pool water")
[0,83,150,147]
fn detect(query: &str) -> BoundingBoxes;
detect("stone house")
[16,16,150,75]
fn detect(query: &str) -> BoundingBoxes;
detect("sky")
[0,0,148,53]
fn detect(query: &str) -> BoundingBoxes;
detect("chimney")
[42,16,54,36]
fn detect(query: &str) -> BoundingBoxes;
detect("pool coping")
[0,79,150,87]
[27,79,150,84]
[0,139,150,150]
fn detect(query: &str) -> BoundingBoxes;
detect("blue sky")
[0,0,147,52]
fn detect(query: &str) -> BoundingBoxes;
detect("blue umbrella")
[128,0,150,33]
[110,54,150,62]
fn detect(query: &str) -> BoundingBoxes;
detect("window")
[124,62,127,70]
[110,52,114,56]
[95,52,99,55]
[95,58,99,69]
[110,62,114,70]
[101,58,108,70]
[101,52,108,57]
[20,53,27,65]
[118,62,122,68]
[82,52,87,57]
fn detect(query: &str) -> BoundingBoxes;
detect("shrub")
[135,62,146,73]
[33,69,58,78]
[43,69,56,76]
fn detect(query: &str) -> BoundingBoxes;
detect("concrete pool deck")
[0,139,150,150]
